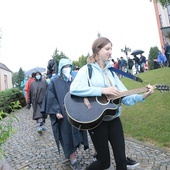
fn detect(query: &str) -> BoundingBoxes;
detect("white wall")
[0,69,12,91]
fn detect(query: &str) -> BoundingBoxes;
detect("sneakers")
[70,161,82,170]
[37,127,43,133]
[37,125,46,133]
[92,154,139,169]
[41,125,46,131]
[126,157,140,169]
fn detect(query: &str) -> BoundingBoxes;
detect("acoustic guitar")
[64,84,169,130]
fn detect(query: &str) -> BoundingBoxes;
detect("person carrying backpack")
[70,37,155,170]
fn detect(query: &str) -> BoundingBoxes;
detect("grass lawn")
[120,67,170,149]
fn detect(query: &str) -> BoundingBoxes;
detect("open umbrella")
[131,49,144,55]
[25,67,46,76]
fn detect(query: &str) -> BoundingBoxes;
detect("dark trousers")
[49,114,59,147]
[87,117,127,170]
[166,54,170,67]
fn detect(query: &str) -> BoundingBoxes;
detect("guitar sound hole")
[96,95,109,105]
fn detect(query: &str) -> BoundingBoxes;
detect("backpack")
[87,64,114,79]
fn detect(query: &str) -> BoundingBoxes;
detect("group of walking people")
[24,37,155,170]
[113,53,147,76]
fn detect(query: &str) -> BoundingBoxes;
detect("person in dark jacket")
[27,71,48,133]
[41,58,89,170]
[164,43,170,67]
[127,57,134,74]
[139,54,146,72]
[133,55,140,74]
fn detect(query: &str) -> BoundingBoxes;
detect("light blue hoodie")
[70,62,144,119]
[58,58,72,76]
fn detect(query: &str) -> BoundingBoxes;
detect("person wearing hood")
[41,58,89,170]
[27,71,48,133]
[70,37,155,170]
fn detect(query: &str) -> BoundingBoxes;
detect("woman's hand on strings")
[143,84,155,99]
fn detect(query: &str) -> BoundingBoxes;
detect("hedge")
[0,88,26,113]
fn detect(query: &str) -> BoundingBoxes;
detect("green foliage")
[12,67,25,88]
[0,101,20,155]
[52,48,68,73]
[155,0,170,7]
[0,88,26,113]
[72,55,88,68]
[17,68,25,89]
[12,72,18,88]
[78,55,88,68]
[120,68,170,148]
[51,47,88,70]
[72,61,79,68]
[148,46,159,70]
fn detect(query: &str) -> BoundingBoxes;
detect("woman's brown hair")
[87,37,112,64]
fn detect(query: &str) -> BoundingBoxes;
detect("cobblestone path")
[1,108,170,170]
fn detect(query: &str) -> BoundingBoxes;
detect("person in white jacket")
[70,37,154,170]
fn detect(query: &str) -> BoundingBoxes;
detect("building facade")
[153,1,170,51]
[0,62,13,92]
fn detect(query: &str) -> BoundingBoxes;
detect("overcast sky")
[0,0,161,72]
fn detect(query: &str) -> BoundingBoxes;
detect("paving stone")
[1,107,170,170]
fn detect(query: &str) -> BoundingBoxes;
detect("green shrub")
[0,88,26,114]
[0,101,20,156]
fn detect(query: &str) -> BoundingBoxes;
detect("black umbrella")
[131,49,144,55]
[25,67,46,76]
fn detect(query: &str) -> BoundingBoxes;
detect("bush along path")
[1,107,170,170]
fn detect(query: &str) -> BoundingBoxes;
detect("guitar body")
[64,92,118,130]
[64,84,169,130]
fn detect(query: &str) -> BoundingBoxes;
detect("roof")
[0,62,12,72]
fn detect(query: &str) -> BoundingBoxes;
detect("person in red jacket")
[24,72,35,104]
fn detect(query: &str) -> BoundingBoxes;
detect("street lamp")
[121,45,131,58]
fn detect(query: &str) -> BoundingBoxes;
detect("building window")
[4,75,8,90]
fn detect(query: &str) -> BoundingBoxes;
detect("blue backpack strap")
[109,68,115,77]
[87,64,92,79]
[109,67,143,83]
[87,64,142,83]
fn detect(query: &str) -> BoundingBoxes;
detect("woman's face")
[98,43,112,62]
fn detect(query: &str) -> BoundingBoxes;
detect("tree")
[18,68,25,88]
[148,46,159,70]
[50,48,68,74]
[12,72,18,88]
[78,55,88,67]
[72,55,88,68]
[72,61,79,68]
[151,0,170,7]
[12,68,25,88]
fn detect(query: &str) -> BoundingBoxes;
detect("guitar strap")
[87,64,143,83]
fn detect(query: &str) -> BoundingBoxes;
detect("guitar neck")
[107,86,148,100]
